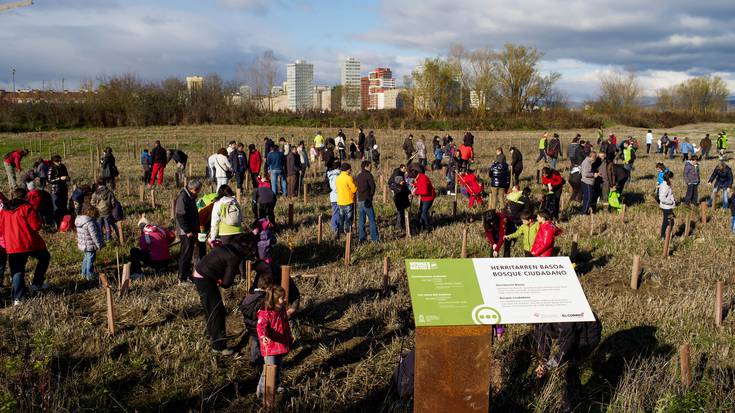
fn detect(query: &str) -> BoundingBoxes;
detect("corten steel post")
[414,326,493,413]
[630,255,641,290]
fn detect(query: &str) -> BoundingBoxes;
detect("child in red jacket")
[256,285,293,399]
[459,170,484,207]
[483,209,509,257]
[530,211,562,257]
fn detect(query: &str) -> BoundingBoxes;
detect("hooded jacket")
[413,173,436,202]
[91,185,116,217]
[708,165,733,189]
[683,161,699,185]
[139,224,175,261]
[505,220,540,252]
[336,171,357,206]
[530,221,561,257]
[489,156,510,188]
[257,306,293,357]
[658,182,675,210]
[75,215,104,252]
[327,169,340,203]
[0,199,47,254]
[249,149,262,174]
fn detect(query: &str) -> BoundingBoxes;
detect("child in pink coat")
[256,286,293,399]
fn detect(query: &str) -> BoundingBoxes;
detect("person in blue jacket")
[265,145,286,195]
[707,160,733,209]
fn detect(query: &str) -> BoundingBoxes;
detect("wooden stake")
[344,231,352,266]
[589,212,594,236]
[150,189,156,208]
[700,201,707,224]
[382,182,388,204]
[245,260,252,288]
[536,169,540,184]
[461,226,468,258]
[662,225,672,257]
[303,182,308,203]
[288,202,294,228]
[120,263,131,297]
[188,162,192,177]
[620,204,626,223]
[715,281,723,327]
[99,274,116,335]
[281,265,291,303]
[317,215,323,244]
[126,177,131,197]
[139,185,145,202]
[115,249,121,285]
[405,209,411,238]
[452,200,457,217]
[570,233,579,259]
[679,344,691,387]
[264,364,277,409]
[630,255,641,290]
[382,256,390,292]
[117,221,125,244]
[236,187,242,204]
[684,211,692,237]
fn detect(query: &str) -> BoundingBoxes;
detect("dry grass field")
[0,123,734,412]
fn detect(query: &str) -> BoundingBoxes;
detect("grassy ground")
[0,123,734,412]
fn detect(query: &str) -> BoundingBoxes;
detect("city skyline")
[1,0,734,100]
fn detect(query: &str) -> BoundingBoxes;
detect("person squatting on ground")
[129,215,176,279]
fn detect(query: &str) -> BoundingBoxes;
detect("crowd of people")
[1,125,732,407]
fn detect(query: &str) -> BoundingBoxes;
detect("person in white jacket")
[327,161,341,233]
[209,185,243,245]
[658,170,675,240]
[209,148,232,189]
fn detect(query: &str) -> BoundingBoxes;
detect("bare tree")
[595,70,642,112]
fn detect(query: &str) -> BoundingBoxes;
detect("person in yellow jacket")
[536,133,548,163]
[335,163,357,235]
[504,211,539,256]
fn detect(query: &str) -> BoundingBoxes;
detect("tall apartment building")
[367,68,396,110]
[340,57,361,111]
[186,76,203,93]
[287,60,314,111]
[360,77,370,110]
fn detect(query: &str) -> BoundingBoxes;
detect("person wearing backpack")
[193,233,255,355]
[547,134,561,169]
[100,147,119,189]
[533,314,602,412]
[75,203,105,281]
[129,215,175,278]
[256,285,294,399]
[140,149,153,184]
[90,178,119,242]
[3,149,28,190]
[209,185,243,245]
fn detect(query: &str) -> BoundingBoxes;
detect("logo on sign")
[409,262,438,270]
[471,305,502,325]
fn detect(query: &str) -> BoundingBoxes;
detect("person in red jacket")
[458,144,474,171]
[411,167,436,232]
[248,144,262,189]
[541,167,565,219]
[483,209,510,257]
[0,187,50,305]
[3,148,28,190]
[256,285,294,399]
[0,191,7,291]
[459,170,484,208]
[530,212,562,257]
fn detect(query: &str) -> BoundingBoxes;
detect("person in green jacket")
[504,211,539,256]
[717,131,728,157]
[535,133,548,163]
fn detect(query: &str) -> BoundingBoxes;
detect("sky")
[1,0,734,101]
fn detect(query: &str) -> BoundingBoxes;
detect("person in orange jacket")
[530,211,562,257]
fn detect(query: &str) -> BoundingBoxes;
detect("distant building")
[186,76,204,93]
[0,89,93,104]
[469,90,485,109]
[287,60,314,111]
[382,88,405,110]
[313,86,330,111]
[360,77,370,111]
[271,85,284,96]
[340,57,361,111]
[368,68,396,110]
[239,85,252,101]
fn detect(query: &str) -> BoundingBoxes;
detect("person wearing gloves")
[209,185,244,245]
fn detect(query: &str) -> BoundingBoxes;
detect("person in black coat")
[393,175,411,230]
[194,233,255,354]
[175,179,203,283]
[150,140,168,187]
[253,177,277,226]
[100,147,118,189]
[48,155,70,228]
[510,146,523,186]
[168,149,189,188]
